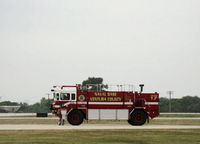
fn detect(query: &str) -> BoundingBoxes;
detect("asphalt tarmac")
[0,113,200,130]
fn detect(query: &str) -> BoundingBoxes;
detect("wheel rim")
[133,112,144,123]
[70,114,80,123]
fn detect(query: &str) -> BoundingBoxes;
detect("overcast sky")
[0,0,200,104]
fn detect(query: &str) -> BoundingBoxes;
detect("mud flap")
[147,117,149,123]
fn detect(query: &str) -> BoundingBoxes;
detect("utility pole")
[46,93,50,100]
[167,91,173,113]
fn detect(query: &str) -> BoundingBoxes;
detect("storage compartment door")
[88,109,129,120]
[88,109,99,120]
[100,109,116,120]
[117,109,128,120]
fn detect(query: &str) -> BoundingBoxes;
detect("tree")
[159,96,200,112]
[180,96,200,112]
[18,102,29,112]
[82,77,108,91]
[0,101,18,106]
[159,97,169,112]
[17,98,52,113]
[40,97,52,113]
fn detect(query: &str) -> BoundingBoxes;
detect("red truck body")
[51,84,159,126]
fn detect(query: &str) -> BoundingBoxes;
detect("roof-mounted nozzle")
[139,84,144,93]
[51,85,59,92]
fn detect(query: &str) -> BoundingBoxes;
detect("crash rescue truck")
[50,84,159,126]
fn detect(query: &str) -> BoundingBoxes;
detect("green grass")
[0,129,200,144]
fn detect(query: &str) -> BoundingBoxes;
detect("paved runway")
[0,113,200,130]
[1,117,200,120]
[0,124,200,130]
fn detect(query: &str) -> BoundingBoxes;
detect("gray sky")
[0,0,200,104]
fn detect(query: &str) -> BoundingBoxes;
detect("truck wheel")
[128,111,147,126]
[67,110,84,126]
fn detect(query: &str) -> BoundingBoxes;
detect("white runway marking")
[0,124,200,130]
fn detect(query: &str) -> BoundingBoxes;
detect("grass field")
[0,129,200,144]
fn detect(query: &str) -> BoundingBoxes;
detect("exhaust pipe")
[139,84,144,93]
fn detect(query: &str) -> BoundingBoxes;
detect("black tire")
[67,110,84,126]
[128,110,147,126]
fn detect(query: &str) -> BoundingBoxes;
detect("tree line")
[160,96,200,112]
[0,96,200,113]
[0,98,52,113]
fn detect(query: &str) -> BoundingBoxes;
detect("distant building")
[0,106,21,113]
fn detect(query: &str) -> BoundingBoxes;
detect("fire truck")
[50,84,159,126]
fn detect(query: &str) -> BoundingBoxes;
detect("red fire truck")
[50,84,159,126]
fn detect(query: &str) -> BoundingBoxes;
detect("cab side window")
[60,93,76,101]
[67,93,70,100]
[56,93,59,100]
[71,93,76,100]
[60,93,70,100]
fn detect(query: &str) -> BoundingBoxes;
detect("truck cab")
[50,86,78,115]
